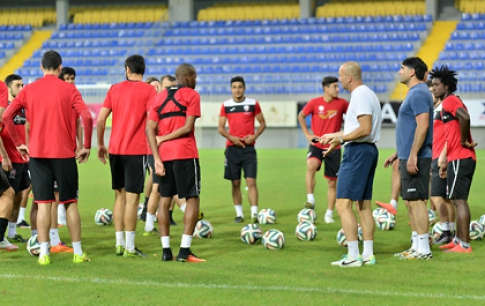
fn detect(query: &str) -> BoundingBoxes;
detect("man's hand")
[323,137,340,157]
[97,145,108,164]
[155,160,165,176]
[462,140,478,149]
[1,156,12,172]
[230,135,246,148]
[439,162,447,179]
[306,134,319,144]
[16,144,29,161]
[244,135,256,145]
[156,135,164,147]
[76,148,90,164]
[319,133,337,145]
[407,155,418,175]
[384,153,398,168]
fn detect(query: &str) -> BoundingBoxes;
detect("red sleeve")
[72,89,93,149]
[0,81,7,108]
[254,101,262,115]
[301,99,313,116]
[186,91,201,117]
[102,86,114,109]
[146,87,157,112]
[2,94,25,146]
[444,96,463,117]
[148,102,159,121]
[219,103,226,117]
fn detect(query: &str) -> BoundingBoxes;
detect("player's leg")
[16,184,32,228]
[376,159,399,215]
[140,156,153,222]
[305,145,323,209]
[144,182,160,235]
[50,190,73,253]
[0,179,16,252]
[446,199,456,234]
[396,159,418,256]
[224,147,243,222]
[7,192,25,243]
[157,160,177,261]
[30,200,38,237]
[323,148,341,223]
[109,154,127,254]
[357,200,375,264]
[243,146,258,222]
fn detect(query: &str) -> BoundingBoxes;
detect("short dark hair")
[402,57,428,81]
[5,74,22,87]
[322,76,338,88]
[125,54,145,75]
[230,76,245,87]
[41,50,62,70]
[160,75,175,83]
[145,76,159,84]
[60,67,76,80]
[429,65,458,93]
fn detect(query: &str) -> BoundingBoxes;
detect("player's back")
[105,80,156,155]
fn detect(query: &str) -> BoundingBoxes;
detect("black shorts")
[109,154,147,194]
[446,158,476,201]
[224,146,257,181]
[307,145,341,179]
[430,158,446,198]
[399,158,431,201]
[147,154,160,185]
[29,157,78,203]
[158,158,201,198]
[4,163,30,194]
[0,168,11,194]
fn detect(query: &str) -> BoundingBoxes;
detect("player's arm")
[146,119,164,177]
[76,117,83,153]
[407,112,429,174]
[297,110,319,143]
[384,151,398,168]
[157,115,197,143]
[244,112,266,145]
[0,136,12,172]
[2,99,28,156]
[456,107,477,148]
[439,142,448,179]
[72,92,92,163]
[96,107,111,164]
[24,121,30,146]
[217,115,245,147]
[324,114,372,157]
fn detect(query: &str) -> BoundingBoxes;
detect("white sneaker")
[324,215,335,223]
[304,201,315,209]
[331,255,363,267]
[0,238,19,252]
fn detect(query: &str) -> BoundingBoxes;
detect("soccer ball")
[262,229,285,250]
[26,235,40,256]
[94,208,113,226]
[137,202,144,219]
[375,211,396,230]
[297,208,317,223]
[428,209,436,226]
[478,214,485,226]
[240,224,263,245]
[295,221,317,241]
[258,208,276,224]
[372,208,388,220]
[336,226,363,247]
[469,220,485,241]
[431,222,443,241]
[193,220,213,238]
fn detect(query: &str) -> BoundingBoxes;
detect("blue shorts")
[337,142,378,201]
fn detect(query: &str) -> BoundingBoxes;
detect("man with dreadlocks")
[430,65,477,253]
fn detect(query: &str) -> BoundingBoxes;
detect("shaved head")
[175,63,197,89]
[341,61,362,81]
[175,63,196,78]
[338,61,363,92]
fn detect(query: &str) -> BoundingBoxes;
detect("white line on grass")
[1,273,484,301]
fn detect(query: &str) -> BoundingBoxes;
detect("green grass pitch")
[1,148,484,305]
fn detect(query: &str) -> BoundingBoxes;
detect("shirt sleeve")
[2,92,25,146]
[102,86,114,109]
[411,91,432,117]
[219,103,226,117]
[342,99,349,114]
[186,91,201,118]
[72,88,93,149]
[254,101,262,115]
[352,92,373,116]
[444,96,463,117]
[301,99,313,116]
[0,81,7,108]
[146,86,157,112]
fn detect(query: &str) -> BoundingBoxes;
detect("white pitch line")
[1,273,485,301]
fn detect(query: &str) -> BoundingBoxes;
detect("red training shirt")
[2,74,93,158]
[302,97,348,150]
[219,97,262,147]
[103,80,157,155]
[0,81,7,109]
[0,106,27,164]
[432,103,446,160]
[441,94,476,162]
[148,86,200,161]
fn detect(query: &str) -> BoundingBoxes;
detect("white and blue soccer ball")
[193,220,213,238]
[297,208,317,224]
[258,208,277,224]
[372,208,388,220]
[137,202,144,219]
[478,214,485,226]
[428,209,436,226]
[375,211,396,230]
[26,235,40,256]
[262,229,285,250]
[94,208,113,226]
[295,221,317,241]
[240,224,263,245]
[469,220,485,241]
[432,222,443,241]
[336,226,362,247]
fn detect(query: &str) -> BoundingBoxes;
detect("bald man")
[321,62,382,267]
[147,63,205,263]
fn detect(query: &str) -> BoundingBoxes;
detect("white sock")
[145,213,155,232]
[325,209,333,217]
[390,199,398,209]
[115,231,125,247]
[411,231,418,250]
[250,206,258,218]
[180,234,192,248]
[7,222,16,238]
[362,240,374,259]
[125,231,135,252]
[161,236,170,248]
[347,240,359,260]
[57,204,66,224]
[417,233,431,254]
[441,222,450,231]
[31,230,38,237]
[179,203,186,213]
[49,228,61,246]
[17,207,26,223]
[307,194,315,204]
[234,204,243,218]
[449,222,456,232]
[39,241,50,257]
[72,241,82,256]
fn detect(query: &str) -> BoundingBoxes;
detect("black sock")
[0,217,8,241]
[178,247,189,257]
[169,210,174,221]
[163,247,172,254]
[143,197,149,209]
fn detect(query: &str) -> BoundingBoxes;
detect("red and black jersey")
[441,95,476,162]
[219,97,261,147]
[0,105,26,163]
[301,97,348,150]
[2,74,92,158]
[103,80,157,155]
[432,103,446,160]
[0,81,7,109]
[148,85,200,161]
